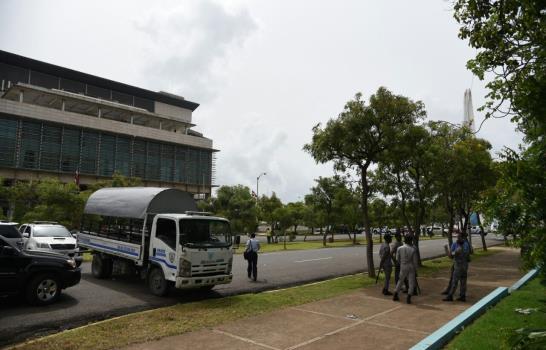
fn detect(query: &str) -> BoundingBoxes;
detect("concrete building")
[0,50,215,197]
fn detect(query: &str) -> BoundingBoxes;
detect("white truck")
[77,187,234,296]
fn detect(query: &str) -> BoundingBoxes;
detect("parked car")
[0,236,81,305]
[19,222,83,267]
[0,221,23,249]
[470,226,487,235]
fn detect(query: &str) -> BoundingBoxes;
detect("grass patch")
[234,235,443,254]
[447,277,546,350]
[13,273,377,350]
[419,248,499,276]
[14,244,497,350]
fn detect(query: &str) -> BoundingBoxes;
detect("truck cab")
[148,213,233,295]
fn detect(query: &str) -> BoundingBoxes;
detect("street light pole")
[256,172,266,200]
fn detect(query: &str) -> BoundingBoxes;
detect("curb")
[409,287,509,350]
[410,268,539,350]
[509,268,538,293]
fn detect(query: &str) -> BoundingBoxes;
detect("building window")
[60,128,81,173]
[174,146,186,183]
[132,140,146,178]
[0,117,18,167]
[40,125,62,171]
[146,142,160,180]
[115,136,131,176]
[19,121,41,169]
[160,144,174,182]
[81,131,99,175]
[98,134,115,176]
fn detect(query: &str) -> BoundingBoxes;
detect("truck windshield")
[179,219,231,248]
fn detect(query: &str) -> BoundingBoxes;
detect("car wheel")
[148,267,170,296]
[91,254,113,279]
[26,273,61,306]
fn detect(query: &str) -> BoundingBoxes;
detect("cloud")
[135,0,257,102]
[214,116,288,190]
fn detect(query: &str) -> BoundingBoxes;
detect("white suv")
[20,222,82,266]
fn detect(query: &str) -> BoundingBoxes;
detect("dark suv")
[0,236,81,305]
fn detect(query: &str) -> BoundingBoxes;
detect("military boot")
[406,294,412,304]
[393,292,399,301]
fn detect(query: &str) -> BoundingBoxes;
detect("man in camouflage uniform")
[443,233,470,302]
[393,235,418,304]
[379,233,393,295]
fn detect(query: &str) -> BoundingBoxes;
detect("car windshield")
[0,225,21,238]
[33,226,72,237]
[179,219,231,248]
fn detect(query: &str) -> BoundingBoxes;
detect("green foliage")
[447,277,546,350]
[454,0,545,269]
[454,0,545,140]
[258,192,283,234]
[8,179,85,229]
[304,87,424,276]
[200,185,257,234]
[88,172,143,191]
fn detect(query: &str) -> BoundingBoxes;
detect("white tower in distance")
[463,89,475,132]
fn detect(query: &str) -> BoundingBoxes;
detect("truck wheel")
[26,273,61,306]
[92,254,113,279]
[148,267,170,296]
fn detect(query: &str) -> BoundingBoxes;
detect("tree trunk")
[283,230,287,250]
[447,212,455,249]
[476,212,487,251]
[323,226,328,247]
[361,167,375,278]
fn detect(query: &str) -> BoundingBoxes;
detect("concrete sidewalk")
[125,247,522,350]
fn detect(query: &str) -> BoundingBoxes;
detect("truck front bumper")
[175,273,233,289]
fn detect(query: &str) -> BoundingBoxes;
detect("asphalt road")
[0,235,503,346]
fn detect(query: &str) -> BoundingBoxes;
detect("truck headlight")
[179,259,191,277]
[37,243,50,249]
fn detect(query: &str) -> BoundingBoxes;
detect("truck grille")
[50,244,76,250]
[191,263,228,277]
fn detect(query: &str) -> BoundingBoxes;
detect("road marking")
[294,257,332,263]
[213,329,280,350]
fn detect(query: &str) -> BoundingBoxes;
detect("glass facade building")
[0,50,215,194]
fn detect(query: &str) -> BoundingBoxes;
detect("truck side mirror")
[23,232,29,238]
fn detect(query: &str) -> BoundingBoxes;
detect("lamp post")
[256,172,266,200]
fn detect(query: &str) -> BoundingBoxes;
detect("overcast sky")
[0,0,523,202]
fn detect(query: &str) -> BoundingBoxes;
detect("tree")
[87,171,143,191]
[306,176,347,246]
[454,0,546,269]
[376,124,438,265]
[273,205,296,250]
[451,135,496,251]
[305,87,425,277]
[286,201,305,238]
[258,193,283,242]
[303,193,325,241]
[369,198,388,242]
[454,0,545,140]
[11,178,85,229]
[200,185,257,235]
